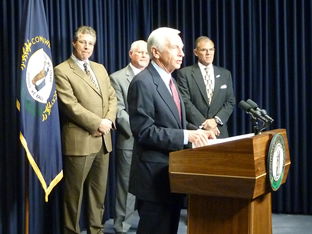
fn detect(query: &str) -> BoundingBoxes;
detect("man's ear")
[151,47,160,59]
[72,39,79,49]
[193,48,198,57]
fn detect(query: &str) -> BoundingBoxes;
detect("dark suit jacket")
[127,63,188,202]
[176,64,235,138]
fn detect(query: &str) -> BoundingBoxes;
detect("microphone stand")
[251,117,261,135]
[239,99,274,135]
[250,116,272,135]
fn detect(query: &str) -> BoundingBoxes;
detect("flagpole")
[24,155,29,234]
[19,0,63,231]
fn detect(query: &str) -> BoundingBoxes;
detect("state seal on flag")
[267,133,286,191]
[26,48,54,103]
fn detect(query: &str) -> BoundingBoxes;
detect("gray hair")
[194,36,214,49]
[130,40,147,52]
[147,27,181,57]
[73,26,96,43]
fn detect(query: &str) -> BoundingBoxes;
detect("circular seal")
[267,134,286,191]
[26,48,54,103]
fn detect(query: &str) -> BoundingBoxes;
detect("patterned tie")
[83,62,99,90]
[169,78,182,121]
[204,67,214,104]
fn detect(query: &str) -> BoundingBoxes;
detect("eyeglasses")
[77,40,95,47]
[134,51,149,56]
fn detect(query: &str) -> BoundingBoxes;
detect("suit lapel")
[89,62,103,96]
[179,88,187,129]
[68,59,102,96]
[126,65,134,83]
[148,65,182,128]
[192,65,210,105]
[210,66,222,105]
[68,58,86,81]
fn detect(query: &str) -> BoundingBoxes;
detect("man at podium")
[127,27,215,234]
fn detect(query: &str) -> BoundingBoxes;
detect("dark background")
[1,0,311,233]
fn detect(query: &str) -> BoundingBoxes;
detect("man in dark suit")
[177,36,235,138]
[55,26,117,234]
[127,27,215,234]
[110,40,150,233]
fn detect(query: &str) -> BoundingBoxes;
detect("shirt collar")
[151,61,171,80]
[129,63,143,76]
[71,54,89,67]
[151,61,172,91]
[198,62,213,71]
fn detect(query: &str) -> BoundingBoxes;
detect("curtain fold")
[1,0,311,233]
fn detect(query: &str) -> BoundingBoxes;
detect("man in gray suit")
[177,36,235,138]
[110,40,150,233]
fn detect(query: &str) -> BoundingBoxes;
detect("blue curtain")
[1,0,311,233]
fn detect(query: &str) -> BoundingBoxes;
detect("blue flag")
[17,0,63,202]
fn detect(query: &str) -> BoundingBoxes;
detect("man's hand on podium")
[188,129,216,148]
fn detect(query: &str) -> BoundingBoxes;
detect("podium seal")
[267,134,286,191]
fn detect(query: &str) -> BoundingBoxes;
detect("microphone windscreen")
[246,99,258,109]
[238,100,251,111]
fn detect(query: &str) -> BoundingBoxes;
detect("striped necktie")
[83,62,99,90]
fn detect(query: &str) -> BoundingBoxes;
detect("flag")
[16,0,63,202]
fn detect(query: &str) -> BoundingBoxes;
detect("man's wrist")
[214,116,223,125]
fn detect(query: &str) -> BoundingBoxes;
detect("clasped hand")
[97,119,112,135]
[200,118,220,136]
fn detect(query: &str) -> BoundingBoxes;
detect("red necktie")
[169,78,182,120]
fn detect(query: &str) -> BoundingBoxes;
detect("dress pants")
[136,197,182,234]
[63,146,109,234]
[114,149,135,232]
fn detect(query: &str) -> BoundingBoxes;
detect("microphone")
[238,100,268,122]
[246,99,274,123]
[238,100,252,112]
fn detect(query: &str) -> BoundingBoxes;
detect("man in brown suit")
[55,26,117,234]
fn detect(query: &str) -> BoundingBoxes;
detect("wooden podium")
[169,129,291,234]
